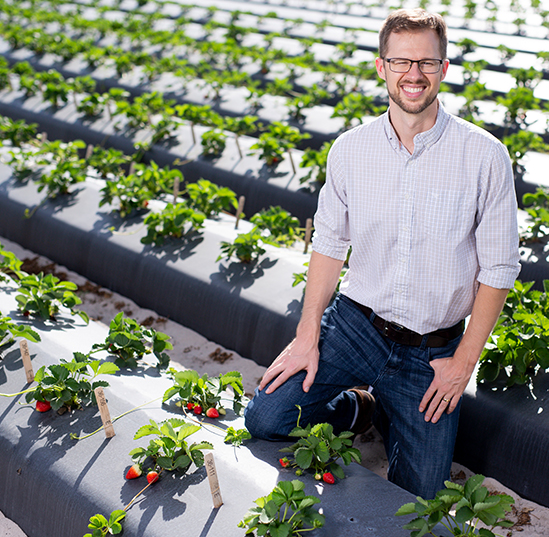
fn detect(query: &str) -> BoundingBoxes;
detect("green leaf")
[395,502,416,516]
[464,474,485,499]
[295,447,313,469]
[455,505,475,523]
[96,362,119,376]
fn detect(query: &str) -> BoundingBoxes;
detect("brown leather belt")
[347,298,464,348]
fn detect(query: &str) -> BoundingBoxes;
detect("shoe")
[349,387,375,435]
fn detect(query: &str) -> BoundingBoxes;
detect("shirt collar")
[383,100,450,155]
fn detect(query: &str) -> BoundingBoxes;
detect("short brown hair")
[379,9,448,60]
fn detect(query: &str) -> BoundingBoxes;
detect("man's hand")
[419,354,475,423]
[258,335,319,394]
[419,284,510,423]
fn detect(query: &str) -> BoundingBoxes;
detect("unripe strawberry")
[125,464,142,480]
[314,473,322,481]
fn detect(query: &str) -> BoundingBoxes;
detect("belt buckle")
[383,320,404,336]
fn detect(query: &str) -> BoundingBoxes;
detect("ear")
[375,57,386,81]
[440,59,450,81]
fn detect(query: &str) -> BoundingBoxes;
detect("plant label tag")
[19,340,34,383]
[173,176,180,202]
[235,196,245,229]
[204,452,223,508]
[94,387,115,438]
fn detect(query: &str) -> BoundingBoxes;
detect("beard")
[387,82,438,115]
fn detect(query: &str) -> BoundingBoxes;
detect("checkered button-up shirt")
[312,103,521,335]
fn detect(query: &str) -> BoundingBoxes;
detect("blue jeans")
[244,294,463,499]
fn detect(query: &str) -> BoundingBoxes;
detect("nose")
[407,61,424,78]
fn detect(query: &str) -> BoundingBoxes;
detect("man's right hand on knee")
[259,335,319,394]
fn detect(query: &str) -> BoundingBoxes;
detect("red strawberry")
[322,472,335,484]
[36,400,51,412]
[279,458,290,468]
[125,464,142,480]
[147,471,159,484]
[186,402,195,410]
[206,407,219,418]
[193,404,203,415]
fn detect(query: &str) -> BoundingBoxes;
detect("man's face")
[375,30,449,116]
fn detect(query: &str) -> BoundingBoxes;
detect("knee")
[244,388,294,441]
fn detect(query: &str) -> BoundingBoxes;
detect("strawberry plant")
[522,187,549,239]
[90,312,172,369]
[86,147,130,179]
[222,115,259,158]
[76,93,109,118]
[0,312,40,347]
[503,131,548,177]
[224,426,251,446]
[175,103,217,144]
[218,228,278,263]
[84,510,126,537]
[0,117,38,147]
[248,134,285,167]
[279,407,361,480]
[332,92,386,130]
[34,140,88,198]
[250,206,302,246]
[163,368,245,415]
[129,418,213,472]
[15,272,89,323]
[299,141,333,185]
[22,353,118,412]
[395,474,513,537]
[200,128,227,157]
[0,242,26,281]
[238,480,325,536]
[185,178,238,218]
[478,280,549,385]
[141,202,206,246]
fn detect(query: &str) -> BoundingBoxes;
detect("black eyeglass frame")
[383,58,444,74]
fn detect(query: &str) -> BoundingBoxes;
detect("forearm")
[296,250,345,342]
[453,283,509,369]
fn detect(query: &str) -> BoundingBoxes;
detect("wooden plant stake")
[94,387,115,438]
[19,340,34,383]
[85,144,94,159]
[303,218,313,254]
[235,196,246,229]
[204,452,223,508]
[173,176,180,203]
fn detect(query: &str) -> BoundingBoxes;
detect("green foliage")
[24,353,118,412]
[91,312,172,369]
[249,133,285,166]
[331,92,386,129]
[163,368,245,415]
[0,242,26,281]
[201,128,227,157]
[299,141,333,185]
[0,311,40,347]
[15,272,89,324]
[0,117,38,146]
[141,202,206,246]
[35,140,88,198]
[522,187,549,239]
[503,131,548,171]
[84,510,126,537]
[238,480,325,536]
[129,418,213,472]
[479,280,549,385]
[224,426,252,446]
[396,474,514,537]
[456,38,478,56]
[76,92,109,118]
[218,228,278,263]
[185,178,238,217]
[250,206,302,246]
[86,146,130,179]
[279,408,361,480]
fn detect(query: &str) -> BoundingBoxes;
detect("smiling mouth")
[400,85,427,97]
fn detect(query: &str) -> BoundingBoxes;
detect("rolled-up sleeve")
[312,138,351,261]
[475,141,521,289]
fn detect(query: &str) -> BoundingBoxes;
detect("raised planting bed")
[0,161,313,367]
[0,290,426,537]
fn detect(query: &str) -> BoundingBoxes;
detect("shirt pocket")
[419,189,476,240]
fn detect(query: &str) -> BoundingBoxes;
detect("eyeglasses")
[384,58,444,74]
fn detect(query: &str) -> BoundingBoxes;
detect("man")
[244,9,520,499]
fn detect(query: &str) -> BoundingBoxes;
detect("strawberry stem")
[124,469,164,512]
[70,396,163,440]
[0,387,35,397]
